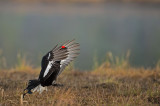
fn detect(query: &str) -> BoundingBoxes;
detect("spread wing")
[39,39,80,81]
[39,44,68,81]
[58,39,80,76]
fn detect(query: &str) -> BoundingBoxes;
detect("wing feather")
[40,44,68,79]
[39,39,80,81]
[58,40,80,76]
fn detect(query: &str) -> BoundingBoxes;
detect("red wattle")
[62,46,65,48]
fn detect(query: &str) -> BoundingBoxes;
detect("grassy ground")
[0,52,160,105]
[0,66,160,106]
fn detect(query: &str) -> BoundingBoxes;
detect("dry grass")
[0,66,160,106]
[0,52,160,105]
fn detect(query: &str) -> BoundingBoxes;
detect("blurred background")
[0,0,160,70]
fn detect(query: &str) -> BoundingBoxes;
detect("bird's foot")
[52,83,64,87]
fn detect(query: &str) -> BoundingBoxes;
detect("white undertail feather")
[32,85,47,94]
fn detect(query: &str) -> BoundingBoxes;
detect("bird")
[23,39,80,97]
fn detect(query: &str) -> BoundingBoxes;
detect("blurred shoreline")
[0,0,160,70]
[0,0,160,4]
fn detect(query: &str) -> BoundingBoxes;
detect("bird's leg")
[52,83,64,87]
[52,80,64,87]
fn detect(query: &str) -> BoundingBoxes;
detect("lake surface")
[0,3,160,70]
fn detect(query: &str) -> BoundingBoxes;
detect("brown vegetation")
[0,60,160,105]
[0,52,160,105]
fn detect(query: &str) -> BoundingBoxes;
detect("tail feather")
[25,80,40,92]
[23,79,46,98]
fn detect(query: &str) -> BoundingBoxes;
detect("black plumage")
[23,40,80,97]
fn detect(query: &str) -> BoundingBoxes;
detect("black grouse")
[23,39,80,97]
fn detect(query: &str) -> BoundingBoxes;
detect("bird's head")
[23,88,33,98]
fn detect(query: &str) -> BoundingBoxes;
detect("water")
[0,3,160,70]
